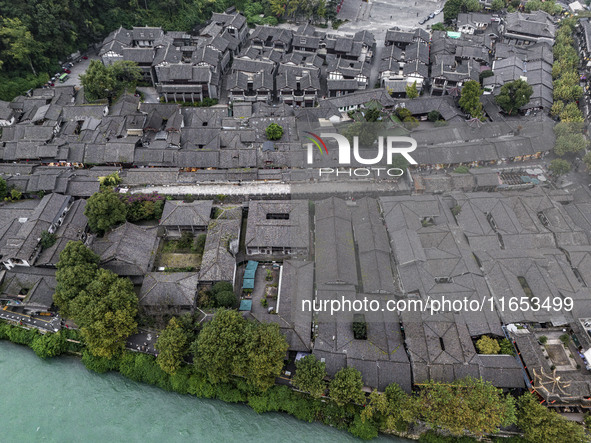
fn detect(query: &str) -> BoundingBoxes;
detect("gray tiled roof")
[245,200,309,251]
[199,207,241,282]
[91,222,159,277]
[160,200,213,228]
[139,272,198,307]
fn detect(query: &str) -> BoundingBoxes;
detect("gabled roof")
[160,200,213,227]
[139,272,198,307]
[91,222,159,277]
[199,207,241,282]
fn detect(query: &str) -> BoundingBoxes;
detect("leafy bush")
[476,336,500,354]
[193,233,206,255]
[427,110,442,122]
[266,123,284,140]
[40,231,57,249]
[454,166,470,174]
[215,290,236,308]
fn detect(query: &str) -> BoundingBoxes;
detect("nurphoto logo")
[303,131,418,177]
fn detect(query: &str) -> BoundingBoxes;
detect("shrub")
[454,166,470,174]
[427,110,442,122]
[40,231,57,249]
[476,336,500,354]
[265,123,284,140]
[215,290,236,308]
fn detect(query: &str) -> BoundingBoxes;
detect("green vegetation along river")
[0,341,407,442]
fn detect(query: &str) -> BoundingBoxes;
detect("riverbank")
[1,340,403,442]
[0,320,413,441]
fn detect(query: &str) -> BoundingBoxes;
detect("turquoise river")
[0,341,409,442]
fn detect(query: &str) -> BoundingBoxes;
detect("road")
[0,309,61,332]
[130,180,405,196]
[337,0,445,44]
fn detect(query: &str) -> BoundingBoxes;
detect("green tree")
[70,268,138,358]
[495,79,533,115]
[241,322,288,391]
[194,309,248,384]
[491,0,506,11]
[554,72,583,103]
[31,331,67,359]
[416,377,516,437]
[54,241,100,318]
[476,336,501,354]
[84,189,127,233]
[554,133,588,156]
[403,116,419,130]
[459,80,483,119]
[110,60,141,85]
[155,317,190,375]
[0,177,7,200]
[405,81,419,99]
[349,414,378,440]
[40,230,57,249]
[293,355,327,398]
[548,159,571,176]
[266,123,284,140]
[427,110,442,122]
[329,367,365,406]
[551,100,565,117]
[0,17,46,75]
[584,152,591,170]
[524,0,542,12]
[560,102,584,123]
[80,60,117,101]
[99,172,121,188]
[517,392,587,443]
[361,384,416,433]
[211,281,234,295]
[498,338,515,356]
[215,290,236,308]
[443,0,482,22]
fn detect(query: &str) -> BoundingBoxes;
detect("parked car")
[63,68,71,74]
[82,55,88,60]
[429,12,435,19]
[419,18,426,24]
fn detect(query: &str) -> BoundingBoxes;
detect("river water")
[0,341,408,442]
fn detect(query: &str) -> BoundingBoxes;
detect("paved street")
[126,331,159,354]
[0,309,61,332]
[131,180,405,196]
[53,54,99,88]
[338,0,444,43]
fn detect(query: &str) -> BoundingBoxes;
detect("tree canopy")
[80,60,141,101]
[70,268,138,358]
[517,392,588,443]
[495,79,533,115]
[155,317,191,375]
[84,189,127,233]
[54,241,138,358]
[443,0,482,22]
[329,367,365,406]
[459,80,484,119]
[405,81,419,99]
[194,309,287,391]
[548,159,571,176]
[292,355,327,398]
[54,241,100,318]
[415,377,516,437]
[476,336,501,354]
[265,123,284,141]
